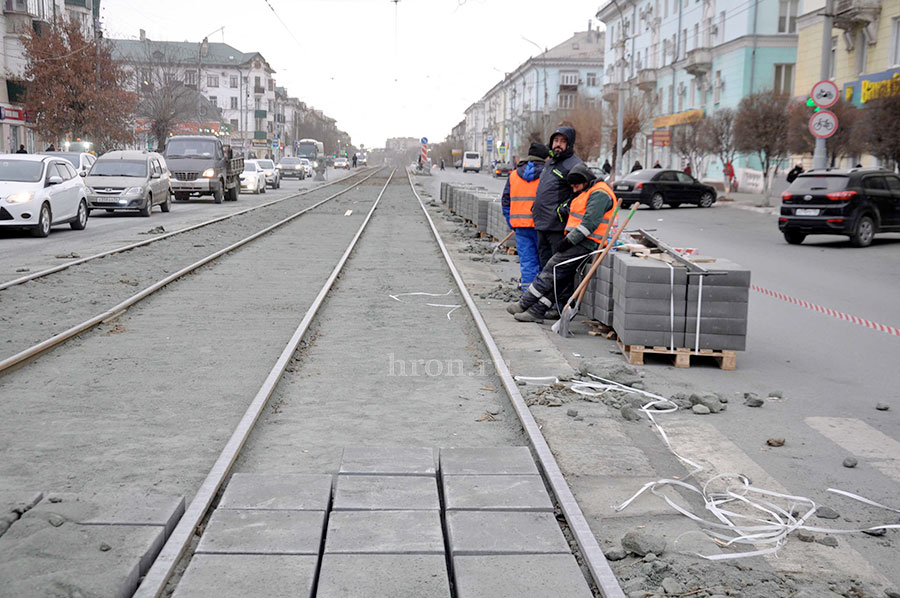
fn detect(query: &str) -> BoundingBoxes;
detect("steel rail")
[132,169,396,598]
[405,170,626,598]
[0,168,385,376]
[0,169,373,292]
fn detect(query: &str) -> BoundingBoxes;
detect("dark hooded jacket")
[533,126,582,231]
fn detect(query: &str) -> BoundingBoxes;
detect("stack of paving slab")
[612,253,749,351]
[486,199,512,241]
[472,191,493,230]
[448,183,482,215]
[0,490,184,598]
[577,254,615,325]
[440,181,451,204]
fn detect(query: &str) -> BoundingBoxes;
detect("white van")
[462,151,482,173]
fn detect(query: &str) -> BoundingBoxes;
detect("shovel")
[490,231,515,264]
[552,203,638,337]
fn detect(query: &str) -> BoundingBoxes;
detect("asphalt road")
[0,168,355,282]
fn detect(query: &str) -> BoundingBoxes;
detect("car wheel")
[783,230,806,245]
[260,182,266,194]
[160,190,171,213]
[228,185,239,201]
[214,183,225,203]
[139,194,152,217]
[698,192,714,208]
[32,203,51,237]
[649,193,665,210]
[70,200,88,230]
[850,214,875,247]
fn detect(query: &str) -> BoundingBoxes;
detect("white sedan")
[299,158,313,178]
[0,154,88,237]
[240,160,267,194]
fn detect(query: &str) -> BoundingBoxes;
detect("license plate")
[615,185,628,191]
[795,208,819,216]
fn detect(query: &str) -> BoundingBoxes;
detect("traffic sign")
[420,137,428,144]
[809,110,838,139]
[811,80,839,109]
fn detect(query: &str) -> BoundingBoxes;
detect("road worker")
[501,142,549,290]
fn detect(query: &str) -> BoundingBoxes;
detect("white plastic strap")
[694,275,703,353]
[666,262,675,351]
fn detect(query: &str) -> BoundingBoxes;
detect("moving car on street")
[276,156,306,180]
[492,162,513,178]
[334,156,349,169]
[612,168,717,210]
[256,159,280,189]
[0,154,89,236]
[240,160,267,194]
[164,135,242,203]
[85,151,171,217]
[41,151,96,176]
[299,158,313,178]
[779,168,900,247]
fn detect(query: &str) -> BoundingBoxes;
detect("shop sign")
[652,109,703,129]
[651,130,671,147]
[843,69,900,106]
[0,106,25,122]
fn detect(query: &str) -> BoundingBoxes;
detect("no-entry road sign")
[811,80,839,109]
[809,110,838,139]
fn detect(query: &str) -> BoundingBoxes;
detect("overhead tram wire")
[261,0,304,50]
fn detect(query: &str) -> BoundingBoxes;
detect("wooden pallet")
[585,320,616,339]
[617,338,737,370]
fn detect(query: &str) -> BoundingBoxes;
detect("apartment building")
[597,0,800,176]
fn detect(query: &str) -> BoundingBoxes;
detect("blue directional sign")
[421,137,428,144]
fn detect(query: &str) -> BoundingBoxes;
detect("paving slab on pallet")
[218,473,332,511]
[333,475,440,511]
[172,554,317,598]
[442,475,553,511]
[339,447,436,476]
[440,447,539,476]
[453,554,593,598]
[196,509,325,555]
[324,510,444,554]
[317,554,451,598]
[445,511,570,555]
[28,491,185,536]
[0,513,165,598]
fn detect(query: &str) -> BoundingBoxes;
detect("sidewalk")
[716,191,780,216]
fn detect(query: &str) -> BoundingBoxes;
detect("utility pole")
[813,0,834,170]
[615,36,625,181]
[197,37,208,132]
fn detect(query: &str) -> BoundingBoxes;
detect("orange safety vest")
[565,180,618,245]
[508,170,537,228]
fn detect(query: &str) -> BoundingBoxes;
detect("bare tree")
[700,109,737,196]
[787,98,863,167]
[605,96,647,176]
[563,95,604,161]
[734,92,790,201]
[861,95,900,170]
[671,120,706,176]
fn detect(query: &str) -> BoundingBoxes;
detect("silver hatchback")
[85,151,172,216]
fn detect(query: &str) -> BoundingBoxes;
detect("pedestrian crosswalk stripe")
[805,417,900,483]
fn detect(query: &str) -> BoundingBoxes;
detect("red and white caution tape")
[752,284,900,337]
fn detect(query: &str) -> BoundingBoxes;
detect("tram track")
[0,168,383,374]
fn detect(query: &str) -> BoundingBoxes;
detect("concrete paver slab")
[324,510,444,554]
[317,554,451,598]
[443,475,553,511]
[339,447,436,476]
[445,511,570,555]
[218,473,332,511]
[333,475,439,511]
[440,447,539,476]
[0,512,165,598]
[196,509,325,555]
[172,554,317,598]
[453,554,593,598]
[29,491,185,536]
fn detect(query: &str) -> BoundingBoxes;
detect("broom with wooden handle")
[552,203,638,337]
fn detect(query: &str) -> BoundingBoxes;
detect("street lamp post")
[197,37,208,131]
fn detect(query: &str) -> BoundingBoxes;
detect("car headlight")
[124,186,144,196]
[202,168,215,178]
[294,165,302,170]
[313,161,319,167]
[6,191,34,204]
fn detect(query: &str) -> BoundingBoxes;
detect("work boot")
[514,309,544,323]
[543,309,560,320]
[506,301,526,315]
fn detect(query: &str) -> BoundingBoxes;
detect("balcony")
[254,109,267,119]
[637,69,657,92]
[684,47,712,77]
[4,0,54,20]
[602,82,619,102]
[833,0,880,31]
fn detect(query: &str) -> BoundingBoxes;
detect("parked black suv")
[779,169,900,246]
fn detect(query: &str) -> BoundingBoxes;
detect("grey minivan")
[85,151,172,216]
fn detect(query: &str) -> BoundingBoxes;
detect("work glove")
[556,237,574,253]
[557,202,569,222]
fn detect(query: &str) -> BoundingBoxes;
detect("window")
[690,79,695,107]
[682,29,687,57]
[664,0,668,18]
[714,71,722,104]
[678,87,684,111]
[778,0,799,33]
[165,72,177,85]
[254,76,261,88]
[668,84,674,112]
[719,11,726,43]
[657,171,677,182]
[885,175,900,191]
[230,118,239,129]
[558,93,575,109]
[560,71,578,85]
[230,96,238,109]
[268,100,274,112]
[892,18,900,66]
[587,72,598,86]
[855,30,868,74]
[208,96,217,107]
[864,176,888,190]
[830,36,837,78]
[676,172,694,183]
[230,75,238,88]
[207,74,219,88]
[184,70,197,85]
[694,23,699,49]
[773,64,794,95]
[268,79,274,91]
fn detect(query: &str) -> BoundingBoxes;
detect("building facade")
[597,0,800,177]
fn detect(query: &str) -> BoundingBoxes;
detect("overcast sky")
[101,0,605,149]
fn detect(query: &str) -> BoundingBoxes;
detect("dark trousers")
[536,230,575,308]
[520,244,591,316]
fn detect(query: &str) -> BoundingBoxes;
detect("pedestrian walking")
[631,160,642,172]
[532,125,582,314]
[602,159,612,175]
[507,163,618,323]
[45,143,56,152]
[653,161,662,168]
[440,158,445,171]
[684,164,692,176]
[786,163,803,183]
[15,145,27,154]
[501,142,549,292]
[352,153,358,168]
